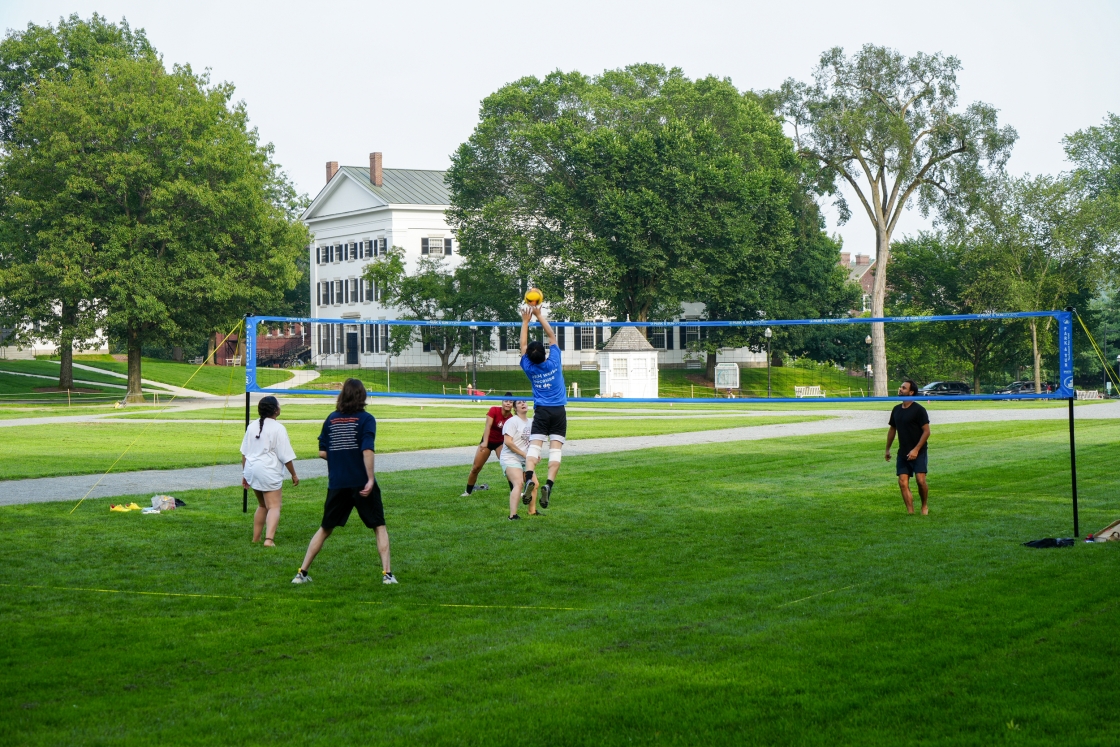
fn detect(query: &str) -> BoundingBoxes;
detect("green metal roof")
[337,166,450,206]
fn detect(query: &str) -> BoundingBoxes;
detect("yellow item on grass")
[110,504,131,512]
[126,503,141,510]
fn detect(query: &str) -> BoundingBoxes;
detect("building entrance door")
[346,332,359,365]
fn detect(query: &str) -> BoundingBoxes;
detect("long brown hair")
[336,378,367,414]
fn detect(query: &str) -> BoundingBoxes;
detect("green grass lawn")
[1,421,1116,745]
[0,359,142,388]
[0,371,120,400]
[68,357,292,395]
[0,415,820,481]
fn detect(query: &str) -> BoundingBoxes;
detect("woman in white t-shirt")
[240,396,299,546]
[500,400,539,520]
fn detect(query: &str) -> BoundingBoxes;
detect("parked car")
[995,382,1036,395]
[917,381,971,396]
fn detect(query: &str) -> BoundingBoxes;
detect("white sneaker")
[382,572,398,585]
[291,571,312,585]
[459,491,470,497]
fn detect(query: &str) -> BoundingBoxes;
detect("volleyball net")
[245,310,1077,403]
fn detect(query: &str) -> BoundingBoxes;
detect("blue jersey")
[521,344,567,407]
[318,410,377,489]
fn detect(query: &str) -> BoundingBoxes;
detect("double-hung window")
[349,279,359,304]
[333,280,343,305]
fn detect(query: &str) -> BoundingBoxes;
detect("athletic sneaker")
[459,491,470,497]
[520,481,533,505]
[475,484,489,491]
[508,514,521,521]
[382,572,399,585]
[291,571,312,585]
[539,483,551,509]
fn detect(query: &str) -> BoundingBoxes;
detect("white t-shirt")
[240,418,297,491]
[500,415,531,463]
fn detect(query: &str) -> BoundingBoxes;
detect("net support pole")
[243,390,250,514]
[1068,396,1079,537]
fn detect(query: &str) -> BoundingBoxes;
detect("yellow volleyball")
[524,288,543,306]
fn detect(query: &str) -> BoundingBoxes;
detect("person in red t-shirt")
[461,392,515,497]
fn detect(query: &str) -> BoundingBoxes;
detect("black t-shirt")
[318,411,377,489]
[888,402,930,455]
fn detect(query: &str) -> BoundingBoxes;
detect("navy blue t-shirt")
[521,344,567,406]
[318,410,377,489]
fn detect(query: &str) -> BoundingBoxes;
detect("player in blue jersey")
[519,304,567,509]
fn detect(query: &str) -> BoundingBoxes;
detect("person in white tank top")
[500,400,538,519]
[240,396,299,546]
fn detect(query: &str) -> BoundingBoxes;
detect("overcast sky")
[3,0,1118,255]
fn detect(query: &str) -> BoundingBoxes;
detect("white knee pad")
[526,443,542,461]
[548,448,562,464]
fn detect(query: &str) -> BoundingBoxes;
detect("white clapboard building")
[301,153,764,375]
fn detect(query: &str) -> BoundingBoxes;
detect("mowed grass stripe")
[0,415,822,481]
[1,420,1116,744]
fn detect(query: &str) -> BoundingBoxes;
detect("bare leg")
[299,526,333,572]
[262,489,282,545]
[252,490,267,542]
[506,467,524,517]
[528,476,540,514]
[466,446,491,489]
[915,473,929,515]
[546,439,564,482]
[375,525,391,574]
[898,475,915,514]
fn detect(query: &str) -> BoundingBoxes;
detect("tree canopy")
[447,65,810,326]
[775,44,1017,395]
[0,41,307,399]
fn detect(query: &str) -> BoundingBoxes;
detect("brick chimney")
[326,161,339,183]
[840,252,851,265]
[370,152,383,187]
[855,254,870,265]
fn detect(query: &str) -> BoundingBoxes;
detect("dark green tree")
[447,65,800,326]
[0,55,307,400]
[0,14,155,388]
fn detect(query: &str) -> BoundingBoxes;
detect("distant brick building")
[840,252,875,313]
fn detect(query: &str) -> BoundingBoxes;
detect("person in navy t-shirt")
[517,304,567,512]
[292,378,397,585]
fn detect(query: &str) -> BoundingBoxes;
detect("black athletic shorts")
[321,482,385,529]
[480,440,504,451]
[530,405,567,442]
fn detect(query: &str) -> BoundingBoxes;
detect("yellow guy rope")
[1075,312,1120,392]
[68,320,245,514]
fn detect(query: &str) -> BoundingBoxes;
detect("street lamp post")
[764,327,773,398]
[865,335,872,395]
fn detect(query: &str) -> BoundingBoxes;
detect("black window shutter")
[700,326,708,341]
[574,327,582,351]
[444,238,453,255]
[596,326,604,346]
[679,327,686,348]
[666,326,673,349]
[316,246,321,264]
[557,325,565,349]
[421,238,429,255]
[499,329,507,351]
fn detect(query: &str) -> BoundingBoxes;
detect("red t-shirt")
[487,406,510,445]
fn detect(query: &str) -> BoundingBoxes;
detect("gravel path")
[2,402,1115,507]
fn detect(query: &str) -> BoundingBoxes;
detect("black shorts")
[530,405,567,443]
[896,450,929,476]
[322,483,385,529]
[480,440,504,451]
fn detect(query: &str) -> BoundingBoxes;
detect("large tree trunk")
[126,324,145,403]
[870,225,892,397]
[206,335,216,366]
[172,345,184,362]
[58,302,75,390]
[1029,319,1042,394]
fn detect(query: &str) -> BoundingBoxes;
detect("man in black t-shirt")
[885,379,931,515]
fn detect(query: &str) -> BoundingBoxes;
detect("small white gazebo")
[597,326,659,399]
